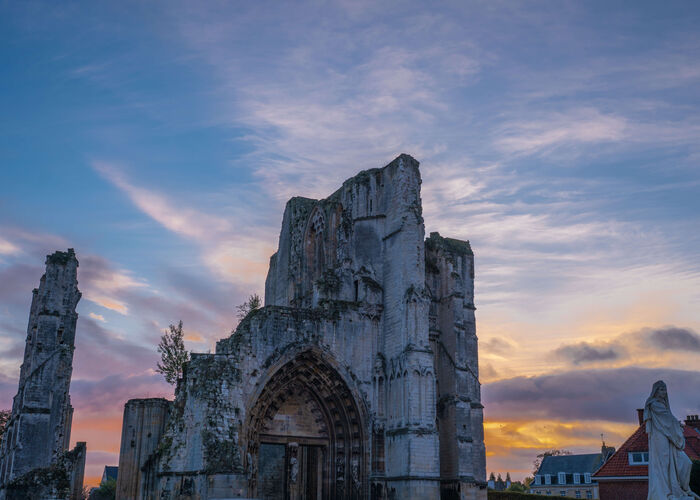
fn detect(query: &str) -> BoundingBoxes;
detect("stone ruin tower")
[118,154,486,500]
[0,249,86,500]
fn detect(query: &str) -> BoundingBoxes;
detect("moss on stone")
[316,269,341,295]
[425,253,440,274]
[45,249,76,266]
[202,426,243,474]
[190,356,241,398]
[426,232,473,256]
[5,451,74,500]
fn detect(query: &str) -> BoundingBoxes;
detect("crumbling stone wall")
[3,441,86,500]
[125,155,486,500]
[116,398,172,500]
[0,249,86,500]
[426,232,486,499]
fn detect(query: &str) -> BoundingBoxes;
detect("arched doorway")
[246,350,366,500]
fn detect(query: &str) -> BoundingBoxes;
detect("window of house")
[575,491,581,499]
[584,473,591,483]
[560,491,566,497]
[586,490,593,499]
[628,451,649,465]
[558,472,566,485]
[535,475,541,485]
[545,474,551,485]
[574,473,581,484]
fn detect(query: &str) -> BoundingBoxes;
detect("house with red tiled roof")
[594,410,700,500]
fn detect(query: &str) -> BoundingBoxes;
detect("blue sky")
[1,0,700,483]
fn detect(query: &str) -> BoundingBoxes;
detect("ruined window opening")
[369,199,373,214]
[353,280,359,302]
[305,209,327,295]
[57,328,64,344]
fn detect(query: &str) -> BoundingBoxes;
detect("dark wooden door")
[258,443,286,500]
[299,445,325,500]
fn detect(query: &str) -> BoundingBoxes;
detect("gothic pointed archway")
[246,349,366,500]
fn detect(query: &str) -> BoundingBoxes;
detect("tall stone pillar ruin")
[0,249,86,500]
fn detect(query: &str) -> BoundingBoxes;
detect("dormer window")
[534,475,541,485]
[628,452,649,465]
[558,472,566,485]
[574,473,581,484]
[545,474,551,485]
[584,473,591,483]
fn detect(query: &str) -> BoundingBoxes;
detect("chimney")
[685,415,700,429]
[637,408,644,426]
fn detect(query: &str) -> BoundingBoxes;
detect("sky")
[1,0,700,487]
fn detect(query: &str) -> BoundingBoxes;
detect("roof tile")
[594,424,700,478]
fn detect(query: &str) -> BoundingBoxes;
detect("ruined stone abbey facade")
[117,154,486,499]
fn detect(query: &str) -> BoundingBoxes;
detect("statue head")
[647,380,670,409]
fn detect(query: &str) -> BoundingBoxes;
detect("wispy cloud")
[80,254,149,315]
[88,312,105,323]
[92,161,229,240]
[92,161,274,287]
[0,238,20,257]
[495,108,628,157]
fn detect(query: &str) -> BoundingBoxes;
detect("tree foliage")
[237,293,262,320]
[532,449,572,475]
[156,321,190,385]
[506,482,528,493]
[87,478,116,500]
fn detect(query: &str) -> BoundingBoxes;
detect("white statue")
[644,380,699,500]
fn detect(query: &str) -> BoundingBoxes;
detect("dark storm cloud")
[553,342,623,365]
[648,327,700,352]
[483,367,700,423]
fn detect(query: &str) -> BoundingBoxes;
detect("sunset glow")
[1,0,700,490]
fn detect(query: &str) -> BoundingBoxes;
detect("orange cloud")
[86,295,129,315]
